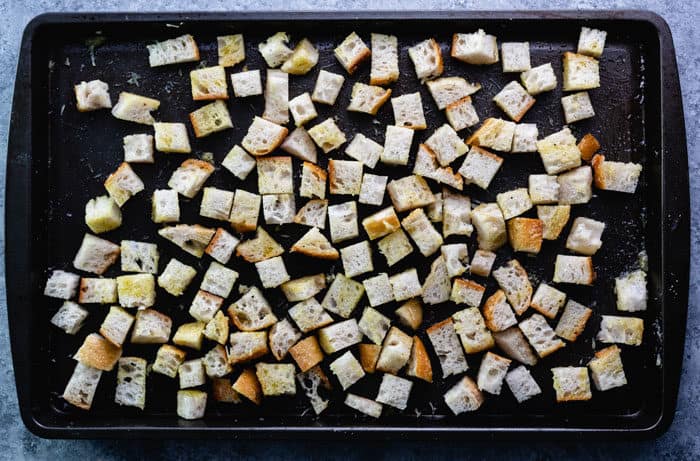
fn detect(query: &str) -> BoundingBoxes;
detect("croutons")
[408,38,443,82]
[311,70,345,105]
[537,205,571,240]
[482,290,518,332]
[588,345,627,391]
[591,154,643,193]
[551,367,592,402]
[294,199,328,229]
[318,319,362,353]
[296,366,331,415]
[426,77,481,110]
[62,362,102,410]
[281,127,317,163]
[391,92,427,130]
[615,270,647,312]
[189,100,233,138]
[51,301,88,335]
[231,70,263,98]
[493,327,538,366]
[578,27,607,58]
[597,315,644,346]
[501,42,531,73]
[376,373,413,410]
[173,321,205,351]
[497,188,533,220]
[168,159,215,199]
[389,268,423,302]
[291,227,339,260]
[288,92,318,127]
[451,29,498,65]
[288,298,333,332]
[445,96,480,132]
[130,309,172,344]
[453,307,494,354]
[74,80,112,111]
[74,333,122,371]
[553,255,596,285]
[402,209,444,257]
[229,331,269,364]
[233,368,263,405]
[470,249,497,277]
[477,352,511,395]
[345,133,383,169]
[189,290,224,323]
[451,279,486,308]
[200,187,234,221]
[236,227,284,263]
[203,311,229,345]
[203,344,232,378]
[263,69,289,125]
[201,261,238,298]
[78,278,117,304]
[471,203,507,251]
[307,118,347,153]
[104,162,145,206]
[190,65,228,100]
[578,133,601,161]
[407,336,433,383]
[281,274,326,303]
[382,125,414,165]
[116,273,155,308]
[565,217,605,255]
[345,393,382,418]
[505,365,542,403]
[458,146,503,189]
[426,318,469,377]
[520,63,557,95]
[289,336,324,372]
[441,243,469,278]
[281,39,319,75]
[111,92,160,125]
[158,224,215,257]
[362,273,394,307]
[268,319,301,360]
[229,189,261,233]
[85,196,122,234]
[152,189,180,224]
[530,283,567,319]
[507,218,544,254]
[179,358,206,388]
[217,34,245,67]
[519,314,565,358]
[300,162,327,199]
[466,117,516,152]
[110,359,148,410]
[147,34,200,67]
[528,174,559,204]
[73,233,120,275]
[45,270,80,300]
[387,175,435,212]
[370,33,399,85]
[258,32,292,68]
[511,123,539,153]
[554,300,592,342]
[255,256,290,288]
[493,260,532,315]
[562,52,600,91]
[347,82,391,115]
[228,287,277,331]
[362,207,400,240]
[257,156,293,195]
[241,116,288,156]
[330,351,365,390]
[561,91,595,124]
[341,240,374,278]
[157,258,196,296]
[422,255,451,305]
[377,229,413,267]
[177,390,207,420]
[425,124,469,166]
[262,194,296,225]
[334,32,371,74]
[327,201,359,243]
[493,81,535,122]
[359,173,388,206]
[329,159,363,195]
[536,127,581,175]
[444,376,484,414]
[205,228,239,264]
[120,240,158,274]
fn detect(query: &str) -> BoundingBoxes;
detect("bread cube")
[387,175,435,212]
[204,228,239,264]
[358,343,381,373]
[426,318,469,377]
[296,365,332,415]
[257,156,293,195]
[477,352,511,395]
[190,65,228,101]
[492,259,532,315]
[229,331,269,364]
[189,290,224,323]
[330,351,366,390]
[157,258,196,296]
[451,279,485,307]
[536,127,581,175]
[426,76,481,110]
[530,283,566,319]
[104,162,145,206]
[262,69,289,125]
[466,117,516,152]
[158,224,215,258]
[228,287,277,331]
[507,218,544,254]
[482,290,517,332]
[347,82,391,115]
[318,319,362,354]
[254,256,290,288]
[358,306,391,345]
[111,91,160,125]
[519,314,565,358]
[115,357,147,409]
[597,315,644,346]
[412,145,463,190]
[588,345,626,391]
[258,32,292,67]
[200,261,238,298]
[262,194,296,225]
[340,240,373,279]
[216,34,244,66]
[451,29,498,65]
[62,362,102,410]
[45,270,80,300]
[493,327,538,366]
[173,321,206,351]
[147,34,200,67]
[562,91,595,124]
[370,33,399,85]
[528,174,559,204]
[501,42,531,72]
[471,203,507,251]
[120,240,158,274]
[408,38,443,82]
[615,270,647,312]
[505,366,542,403]
[329,160,363,195]
[116,273,155,308]
[190,100,234,138]
[591,154,643,193]
[311,69,345,105]
[405,335,433,383]
[537,205,571,240]
[229,189,261,233]
[289,92,317,127]
[74,333,122,371]
[307,118,347,153]
[470,249,496,277]
[458,146,503,189]
[377,229,413,267]
[281,38,319,75]
[73,234,120,275]
[563,52,600,91]
[446,96,480,131]
[422,255,451,305]
[131,309,172,344]
[299,162,326,200]
[211,377,241,403]
[391,92,427,130]
[178,358,205,389]
[345,393,383,418]
[362,273,394,307]
[203,344,232,378]
[51,301,88,335]
[519,63,557,95]
[235,227,284,262]
[281,275,324,303]
[203,310,229,345]
[177,390,208,420]
[288,298,333,332]
[122,134,154,164]
[291,227,338,260]
[552,366,592,402]
[230,69,262,98]
[362,207,399,241]
[402,209,444,257]
[334,32,371,74]
[453,307,494,354]
[151,189,180,224]
[168,158,215,198]
[328,201,359,243]
[578,27,607,58]
[74,80,112,111]
[267,319,301,361]
[241,116,288,156]
[200,187,234,221]
[554,299,592,341]
[233,368,263,405]
[318,273,364,318]
[358,173,388,206]
[566,217,605,256]
[578,133,601,161]
[376,373,413,410]
[444,375,484,414]
[425,124,469,166]
[493,81,535,122]
[553,255,595,285]
[153,122,191,153]
[381,125,414,165]
[388,268,421,302]
[511,123,538,153]
[345,134,383,169]
[289,336,324,372]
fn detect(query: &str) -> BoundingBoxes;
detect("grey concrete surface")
[0,0,697,459]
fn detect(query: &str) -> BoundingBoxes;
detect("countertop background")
[0,0,697,459]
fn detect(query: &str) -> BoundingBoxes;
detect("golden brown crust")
[182,158,216,174]
[74,334,122,371]
[395,299,423,330]
[367,88,392,115]
[362,210,400,240]
[507,218,544,254]
[510,97,536,123]
[232,368,262,405]
[430,39,444,77]
[346,47,371,75]
[290,234,340,260]
[577,133,601,161]
[482,290,506,331]
[289,336,324,372]
[408,336,433,383]
[359,343,381,373]
[450,34,460,59]
[591,153,607,189]
[426,317,454,336]
[304,162,327,182]
[212,378,241,403]
[454,278,486,293]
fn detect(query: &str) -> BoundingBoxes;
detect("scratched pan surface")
[5,11,689,439]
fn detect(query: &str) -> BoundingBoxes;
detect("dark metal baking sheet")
[5,10,689,439]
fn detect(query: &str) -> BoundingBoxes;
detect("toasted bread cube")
[230,69,262,98]
[477,352,511,395]
[444,375,484,414]
[203,344,232,378]
[402,209,443,257]
[362,207,400,240]
[425,124,469,166]
[458,146,503,190]
[228,331,269,364]
[178,358,205,389]
[555,300,592,342]
[123,133,154,164]
[256,363,297,396]
[453,307,494,354]
[359,173,388,206]
[563,52,600,91]
[157,258,196,296]
[467,118,516,152]
[281,38,319,75]
[211,377,241,403]
[591,154,643,193]
[519,314,565,358]
[471,203,507,252]
[566,217,605,255]
[598,315,644,346]
[537,205,571,240]
[241,116,288,156]
[201,261,238,298]
[441,244,468,278]
[290,227,338,260]
[507,218,543,254]
[345,393,382,418]
[104,162,145,206]
[288,92,317,127]
[505,366,541,403]
[168,159,215,199]
[300,162,326,199]
[406,335,433,382]
[519,63,557,95]
[589,345,626,391]
[470,249,496,277]
[387,175,435,212]
[376,373,413,410]
[258,32,292,68]
[257,156,293,195]
[62,362,102,410]
[114,357,147,409]
[111,92,160,125]
[553,255,595,285]
[320,274,365,317]
[45,270,80,300]
[427,318,469,377]
[311,70,345,105]
[451,279,485,307]
[203,310,229,345]
[318,319,362,354]
[131,309,172,344]
[217,34,244,67]
[493,327,538,366]
[255,256,290,288]
[268,319,301,360]
[578,133,601,161]
[413,145,463,190]
[561,91,595,124]
[189,290,224,323]
[345,134,383,169]
[289,336,324,372]
[281,274,325,302]
[307,118,347,153]
[501,42,531,72]
[493,81,535,122]
[229,189,261,233]
[408,38,443,81]
[153,122,191,153]
[615,270,647,312]
[377,229,413,267]
[204,228,239,264]
[483,290,517,332]
[530,283,566,319]
[493,259,532,315]
[328,201,359,243]
[51,301,88,334]
[536,127,582,175]
[233,368,263,405]
[288,298,333,332]
[116,273,155,308]
[341,240,374,278]
[578,27,607,58]
[329,160,363,196]
[358,306,391,345]
[528,174,559,204]
[359,343,382,373]
[451,29,498,65]
[441,189,470,237]
[176,390,207,419]
[389,268,422,302]
[347,82,391,115]
[74,333,122,371]
[189,100,233,138]
[422,255,451,305]
[235,227,284,262]
[173,321,206,351]
[147,34,199,67]
[426,77,481,110]
[511,123,538,153]
[262,68,289,125]
[335,32,371,74]
[228,287,277,331]
[262,194,295,225]
[73,234,120,275]
[390,92,426,130]
[120,240,158,274]
[74,80,111,111]
[158,224,215,258]
[552,367,591,402]
[362,273,394,307]
[381,125,414,166]
[200,187,234,221]
[370,33,399,85]
[190,66,228,101]
[329,351,366,390]
[151,189,180,223]
[446,96,480,131]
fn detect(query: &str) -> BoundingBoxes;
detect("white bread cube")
[377,229,413,267]
[258,156,293,195]
[78,278,117,304]
[563,52,600,91]
[311,70,345,105]
[615,270,647,312]
[177,390,207,420]
[328,201,359,243]
[426,77,481,110]
[422,255,451,305]
[391,92,426,130]
[115,357,147,409]
[74,333,122,371]
[588,345,627,391]
[289,92,317,127]
[458,146,503,189]
[493,327,538,366]
[554,299,592,341]
[470,249,496,277]
[203,344,232,378]
[376,373,413,410]
[123,134,154,163]
[321,273,364,318]
[519,314,565,358]
[189,290,224,323]
[168,159,215,198]
[217,34,244,67]
[501,42,531,72]
[441,243,469,278]
[370,33,399,85]
[387,175,435,212]
[229,189,261,233]
[451,279,485,308]
[482,290,517,332]
[203,310,229,345]
[444,375,484,414]
[255,256,290,288]
[200,187,234,221]
[189,100,233,138]
[530,283,567,319]
[294,199,328,229]
[104,162,145,206]
[154,122,191,153]
[389,268,423,302]
[520,63,557,95]
[381,125,414,165]
[330,351,365,390]
[395,299,423,331]
[402,209,444,257]
[446,96,479,131]
[335,32,371,74]
[451,29,498,65]
[477,352,511,395]
[178,358,205,388]
[45,270,80,300]
[158,258,196,296]
[427,318,468,377]
[269,319,302,360]
[147,34,199,67]
[228,331,269,364]
[116,273,155,308]
[241,116,288,156]
[289,298,333,332]
[190,65,228,100]
[453,307,494,354]
[578,27,607,58]
[263,69,289,125]
[591,154,643,193]
[291,226,338,260]
[359,174,388,206]
[538,205,571,240]
[441,189,471,237]
[345,393,382,418]
[411,145,465,190]
[553,255,596,285]
[131,309,172,344]
[425,124,469,166]
[566,217,605,255]
[228,287,277,331]
[205,228,239,264]
[281,274,325,302]
[536,127,582,175]
[152,189,180,223]
[551,366,592,402]
[300,162,326,199]
[511,123,538,153]
[111,92,160,125]
[262,194,295,225]
[307,118,347,153]
[347,82,391,115]
[528,174,559,204]
[120,240,158,274]
[471,203,506,251]
[231,69,262,98]
[408,38,443,82]
[74,80,111,111]
[340,241,373,278]
[201,261,238,298]
[258,32,292,68]
[562,91,595,124]
[281,38,319,75]
[493,260,532,315]
[361,206,400,240]
[597,315,644,346]
[376,327,413,374]
[362,274,394,307]
[318,319,362,353]
[62,362,102,410]
[493,81,535,122]
[51,301,88,334]
[73,234,120,275]
[345,134,383,169]
[158,224,215,258]
[329,159,363,195]
[505,365,542,403]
